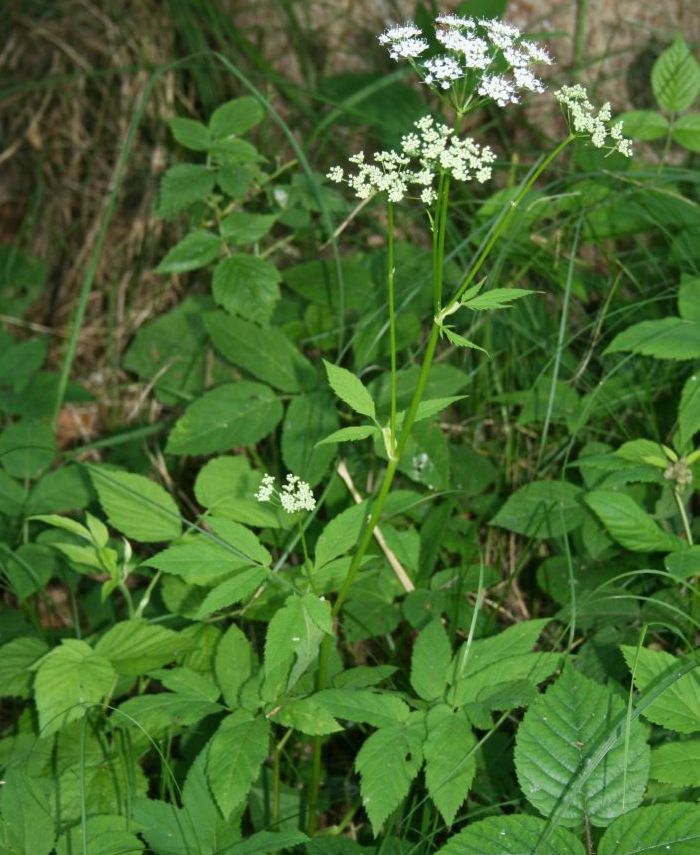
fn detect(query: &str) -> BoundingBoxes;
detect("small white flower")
[478,74,518,107]
[327,165,344,183]
[424,55,464,89]
[254,472,316,513]
[255,473,275,503]
[554,84,633,157]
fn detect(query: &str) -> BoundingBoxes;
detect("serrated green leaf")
[214,624,255,708]
[116,692,222,737]
[435,814,586,855]
[212,254,280,325]
[618,109,670,140]
[207,711,269,818]
[620,645,700,734]
[315,688,409,728]
[196,566,267,618]
[585,490,683,553]
[678,275,700,322]
[0,418,55,479]
[210,97,264,138]
[0,636,48,698]
[220,211,276,244]
[514,667,650,827]
[55,814,144,855]
[149,666,220,702]
[491,480,584,539]
[131,798,202,855]
[145,541,252,585]
[598,803,700,855]
[275,696,342,735]
[94,621,186,676]
[323,360,376,420]
[665,545,700,580]
[227,831,309,854]
[462,287,535,311]
[605,318,700,360]
[156,230,221,274]
[316,425,379,446]
[90,467,181,542]
[166,381,283,455]
[424,705,476,826]
[314,500,368,568]
[672,113,700,152]
[652,36,700,113]
[411,619,451,701]
[441,326,488,352]
[156,164,216,219]
[282,392,338,486]
[33,639,117,736]
[168,116,211,151]
[0,768,55,855]
[650,739,700,785]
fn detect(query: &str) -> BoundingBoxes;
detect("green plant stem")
[674,488,693,546]
[298,520,317,594]
[573,0,589,77]
[272,728,293,826]
[387,201,398,447]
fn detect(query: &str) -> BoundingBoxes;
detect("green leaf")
[33,638,117,736]
[0,469,25,514]
[146,541,251,585]
[605,318,700,360]
[227,831,309,855]
[94,621,186,676]
[665,546,700,580]
[598,803,700,855]
[156,164,216,219]
[90,467,181,542]
[491,480,584,539]
[672,113,700,152]
[194,455,286,528]
[323,360,376,420]
[26,465,91,514]
[410,619,451,702]
[0,636,48,698]
[0,418,55,479]
[207,516,272,565]
[0,768,55,855]
[316,425,379,446]
[514,667,650,827]
[356,718,424,835]
[215,624,255,708]
[424,705,476,826]
[168,116,212,151]
[149,666,220,702]
[314,501,368,568]
[220,211,276,244]
[620,645,700,734]
[212,254,281,325]
[678,275,700,322]
[618,109,670,140]
[651,36,700,113]
[275,696,343,735]
[650,740,700,786]
[166,381,283,455]
[462,287,536,311]
[207,711,270,818]
[210,97,265,138]
[205,311,314,392]
[585,490,683,553]
[314,688,409,728]
[282,392,339,486]
[55,815,144,855]
[156,230,221,274]
[441,326,487,352]
[409,395,467,424]
[196,567,267,616]
[435,814,586,855]
[116,692,222,737]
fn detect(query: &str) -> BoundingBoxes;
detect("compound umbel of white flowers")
[554,84,633,157]
[255,473,316,513]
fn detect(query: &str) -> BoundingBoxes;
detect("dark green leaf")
[156,230,221,274]
[598,803,700,855]
[156,164,216,219]
[212,254,280,324]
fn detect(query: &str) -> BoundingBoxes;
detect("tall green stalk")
[387,201,398,447]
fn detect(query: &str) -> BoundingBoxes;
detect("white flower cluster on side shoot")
[326,115,496,205]
[379,13,553,109]
[255,473,316,513]
[554,84,633,157]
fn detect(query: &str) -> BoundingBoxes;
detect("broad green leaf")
[316,425,379,446]
[212,254,280,324]
[424,705,476,826]
[451,650,559,708]
[514,667,650,827]
[605,318,700,360]
[0,468,25,514]
[116,692,222,737]
[194,455,285,528]
[132,798,204,855]
[220,211,276,244]
[156,164,216,219]
[585,490,683,553]
[618,109,670,140]
[0,636,48,697]
[395,420,450,491]
[435,814,586,855]
[275,696,343,735]
[491,480,584,539]
[180,749,241,854]
[94,621,186,676]
[672,113,700,152]
[356,718,424,835]
[149,666,220,702]
[90,467,181,542]
[323,360,376,419]
[332,665,397,689]
[650,739,700,785]
[26,465,91,514]
[156,230,221,274]
[314,688,409,728]
[314,500,368,568]
[207,517,272,565]
[282,392,338,486]
[621,645,700,733]
[665,545,700,580]
[651,36,700,113]
[462,287,535,311]
[145,541,251,585]
[679,275,700,322]
[0,419,55,479]
[0,768,55,855]
[166,382,283,455]
[207,711,270,818]
[196,566,267,617]
[210,97,264,137]
[215,624,255,708]
[168,116,211,151]
[33,638,117,736]
[598,803,700,855]
[676,372,700,451]
[56,814,144,855]
[227,831,309,854]
[205,311,314,392]
[410,619,451,701]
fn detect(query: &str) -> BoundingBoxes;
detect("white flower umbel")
[327,114,495,205]
[255,473,316,513]
[554,84,633,157]
[378,13,553,112]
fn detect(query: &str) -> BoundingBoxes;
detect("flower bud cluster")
[327,115,495,205]
[554,84,633,157]
[255,473,316,513]
[379,13,553,109]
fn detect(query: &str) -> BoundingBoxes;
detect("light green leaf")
[194,455,285,528]
[116,692,222,737]
[679,275,700,322]
[323,360,376,420]
[410,395,467,423]
[275,696,343,735]
[314,500,368,568]
[618,109,670,140]
[33,639,117,736]
[0,469,25,514]
[621,645,700,734]
[220,211,276,244]
[145,541,252,585]
[166,382,283,455]
[30,513,91,540]
[212,254,280,325]
[316,425,379,446]
[435,814,586,855]
[207,517,272,565]
[650,739,700,786]
[605,318,700,360]
[665,546,700,580]
[585,490,683,553]
[0,636,48,698]
[94,621,187,676]
[462,287,535,311]
[672,113,700,152]
[491,480,584,539]
[156,230,221,274]
[314,688,409,728]
[168,116,211,151]
[149,666,220,702]
[90,467,181,542]
[210,97,265,138]
[410,619,451,702]
[356,719,424,835]
[598,803,700,855]
[424,705,476,826]
[514,667,650,827]
[196,566,268,618]
[0,768,55,855]
[215,624,255,708]
[441,326,487,352]
[131,798,204,855]
[56,814,144,855]
[651,36,700,113]
[0,418,55,479]
[156,164,216,219]
[282,392,338,486]
[227,831,309,855]
[207,711,270,818]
